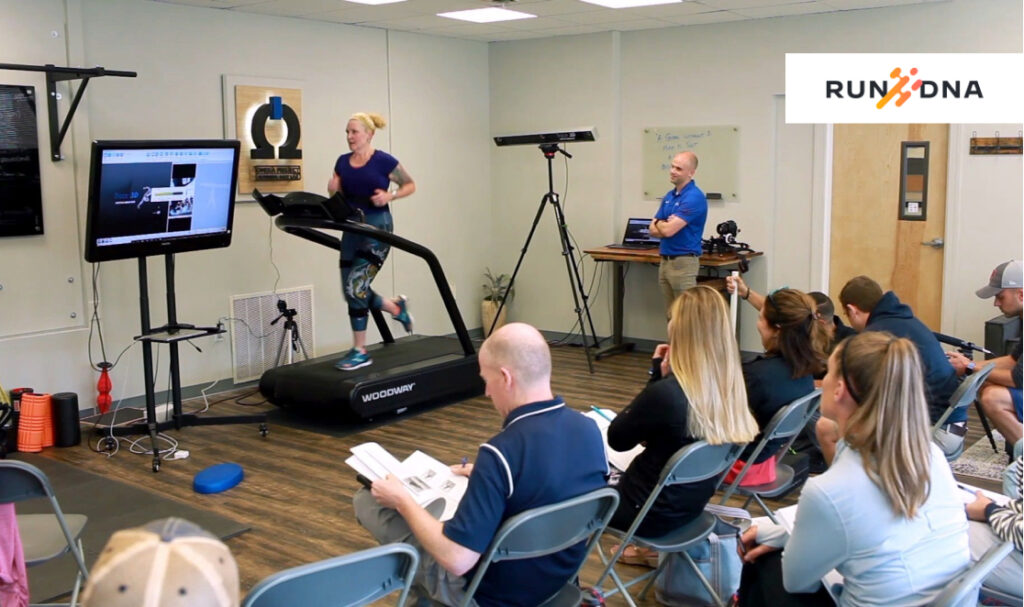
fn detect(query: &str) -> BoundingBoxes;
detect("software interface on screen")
[93,147,235,248]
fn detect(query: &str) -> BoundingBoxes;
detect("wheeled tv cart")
[255,191,483,419]
[104,254,268,472]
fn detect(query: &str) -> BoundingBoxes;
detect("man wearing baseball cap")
[948,259,1023,450]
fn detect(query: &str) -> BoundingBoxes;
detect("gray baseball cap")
[976,260,1024,298]
[81,518,239,607]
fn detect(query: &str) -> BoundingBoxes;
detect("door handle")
[921,237,944,249]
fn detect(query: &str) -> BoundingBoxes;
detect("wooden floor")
[37,345,1002,605]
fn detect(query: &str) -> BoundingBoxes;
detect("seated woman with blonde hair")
[736,332,970,606]
[607,285,759,565]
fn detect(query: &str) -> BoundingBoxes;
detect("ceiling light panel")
[438,7,537,22]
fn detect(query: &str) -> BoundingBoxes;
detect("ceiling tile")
[661,8,749,23]
[147,0,942,42]
[235,0,352,16]
[732,1,836,18]
[698,0,816,8]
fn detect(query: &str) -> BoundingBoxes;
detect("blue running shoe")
[334,348,372,371]
[393,295,414,334]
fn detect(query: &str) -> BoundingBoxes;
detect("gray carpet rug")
[951,431,1011,483]
[11,453,250,603]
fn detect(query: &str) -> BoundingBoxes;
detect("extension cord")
[153,403,173,419]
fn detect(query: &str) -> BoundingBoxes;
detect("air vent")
[229,286,314,383]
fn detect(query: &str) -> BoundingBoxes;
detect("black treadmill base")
[259,335,483,419]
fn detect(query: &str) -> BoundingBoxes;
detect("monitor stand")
[104,254,267,472]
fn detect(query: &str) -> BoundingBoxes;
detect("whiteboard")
[642,126,739,201]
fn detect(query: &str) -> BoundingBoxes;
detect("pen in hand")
[590,405,614,422]
[461,456,468,469]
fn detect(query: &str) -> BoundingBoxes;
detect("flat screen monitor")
[84,140,240,262]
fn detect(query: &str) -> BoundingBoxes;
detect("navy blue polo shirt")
[655,180,707,256]
[443,398,608,607]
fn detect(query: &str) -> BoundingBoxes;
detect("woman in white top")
[736,332,970,606]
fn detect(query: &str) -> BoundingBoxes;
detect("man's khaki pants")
[658,255,700,317]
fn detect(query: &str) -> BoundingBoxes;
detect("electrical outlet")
[215,321,225,342]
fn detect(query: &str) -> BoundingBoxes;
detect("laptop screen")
[623,218,660,245]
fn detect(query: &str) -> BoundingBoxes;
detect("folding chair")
[931,541,1014,607]
[933,362,995,461]
[718,389,822,524]
[243,542,419,607]
[981,585,1024,607]
[0,459,89,607]
[456,486,620,607]
[593,441,745,607]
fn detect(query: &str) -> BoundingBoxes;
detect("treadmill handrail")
[274,215,475,356]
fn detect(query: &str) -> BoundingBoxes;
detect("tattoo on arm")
[389,165,410,186]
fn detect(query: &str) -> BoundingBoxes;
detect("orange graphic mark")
[877,67,920,109]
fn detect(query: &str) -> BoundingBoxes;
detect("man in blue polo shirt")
[353,323,608,606]
[649,151,708,317]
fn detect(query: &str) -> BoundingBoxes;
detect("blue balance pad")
[193,462,244,494]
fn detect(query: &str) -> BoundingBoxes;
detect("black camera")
[716,220,739,238]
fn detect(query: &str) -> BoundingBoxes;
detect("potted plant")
[482,268,514,337]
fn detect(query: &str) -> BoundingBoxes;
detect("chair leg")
[70,537,87,607]
[637,556,669,600]
[681,550,725,607]
[974,400,1000,453]
[753,495,779,525]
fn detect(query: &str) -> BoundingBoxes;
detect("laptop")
[607,217,660,250]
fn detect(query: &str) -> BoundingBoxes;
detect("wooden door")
[829,124,948,328]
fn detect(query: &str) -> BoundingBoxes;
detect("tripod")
[489,144,600,373]
[272,299,309,366]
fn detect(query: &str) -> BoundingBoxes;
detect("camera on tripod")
[271,299,297,325]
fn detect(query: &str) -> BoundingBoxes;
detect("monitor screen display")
[84,140,240,262]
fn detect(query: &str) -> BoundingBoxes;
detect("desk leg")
[596,261,636,360]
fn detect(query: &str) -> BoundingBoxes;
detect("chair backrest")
[458,487,619,606]
[242,543,419,607]
[719,390,821,501]
[0,459,90,578]
[931,541,1014,607]
[0,459,55,503]
[932,362,996,431]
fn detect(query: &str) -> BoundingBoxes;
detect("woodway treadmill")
[255,191,483,419]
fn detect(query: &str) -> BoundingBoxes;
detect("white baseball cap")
[81,518,239,607]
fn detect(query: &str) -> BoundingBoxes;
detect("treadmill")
[255,190,483,419]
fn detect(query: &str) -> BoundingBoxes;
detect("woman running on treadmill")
[328,112,416,371]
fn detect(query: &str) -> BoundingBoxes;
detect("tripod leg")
[550,196,599,373]
[275,325,289,367]
[489,192,551,337]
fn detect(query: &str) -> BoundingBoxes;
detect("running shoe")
[393,295,414,334]
[334,348,372,371]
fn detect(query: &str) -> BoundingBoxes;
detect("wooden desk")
[584,246,763,359]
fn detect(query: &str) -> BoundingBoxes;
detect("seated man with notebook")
[353,323,608,607]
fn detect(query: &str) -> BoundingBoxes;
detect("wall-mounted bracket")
[0,63,136,161]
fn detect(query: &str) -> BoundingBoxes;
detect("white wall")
[943,123,1024,347]
[489,0,1023,350]
[0,0,490,406]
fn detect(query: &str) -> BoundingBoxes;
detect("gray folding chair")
[0,459,89,607]
[933,362,995,461]
[456,486,620,607]
[718,389,822,524]
[931,541,1014,607]
[242,542,419,607]
[593,441,745,607]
